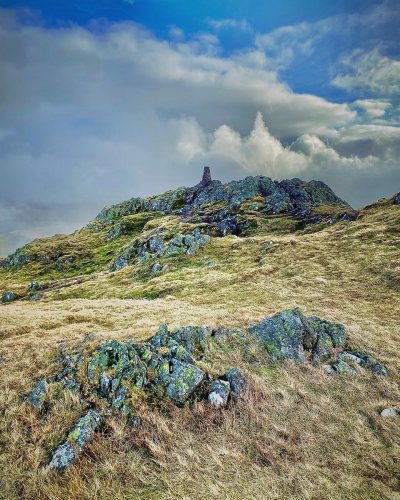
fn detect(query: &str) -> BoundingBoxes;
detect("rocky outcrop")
[25,309,387,471]
[95,172,351,228]
[249,308,386,376]
[110,227,211,271]
[27,325,246,470]
[337,350,387,376]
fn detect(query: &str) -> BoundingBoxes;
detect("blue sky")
[0,0,399,254]
[1,0,389,101]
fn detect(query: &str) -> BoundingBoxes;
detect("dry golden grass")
[0,202,399,499]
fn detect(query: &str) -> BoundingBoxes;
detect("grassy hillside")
[0,193,399,499]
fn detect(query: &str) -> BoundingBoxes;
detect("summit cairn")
[201,166,212,187]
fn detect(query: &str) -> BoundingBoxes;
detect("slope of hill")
[0,169,399,499]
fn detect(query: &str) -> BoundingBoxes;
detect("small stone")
[128,415,141,429]
[1,291,17,303]
[27,281,43,292]
[208,380,230,407]
[30,293,43,301]
[338,352,362,364]
[322,364,335,375]
[260,240,274,252]
[225,368,247,400]
[380,407,398,417]
[151,262,163,275]
[331,359,357,375]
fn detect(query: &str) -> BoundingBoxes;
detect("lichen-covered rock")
[164,359,205,404]
[68,409,103,449]
[208,380,230,407]
[48,443,76,471]
[312,330,335,363]
[309,316,347,363]
[26,379,47,408]
[87,339,147,402]
[212,327,245,343]
[1,291,17,303]
[249,308,307,363]
[225,368,247,400]
[48,409,102,470]
[249,309,349,366]
[169,326,212,357]
[331,359,357,375]
[110,227,210,271]
[308,317,346,350]
[339,350,387,376]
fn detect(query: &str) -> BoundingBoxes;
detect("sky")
[0,0,399,255]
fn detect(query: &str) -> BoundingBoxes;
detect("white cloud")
[207,18,252,33]
[353,99,391,118]
[332,49,400,97]
[209,112,306,176]
[255,1,400,73]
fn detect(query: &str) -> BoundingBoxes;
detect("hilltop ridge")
[0,168,354,278]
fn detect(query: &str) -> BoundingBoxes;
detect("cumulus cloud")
[208,112,306,176]
[0,7,399,255]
